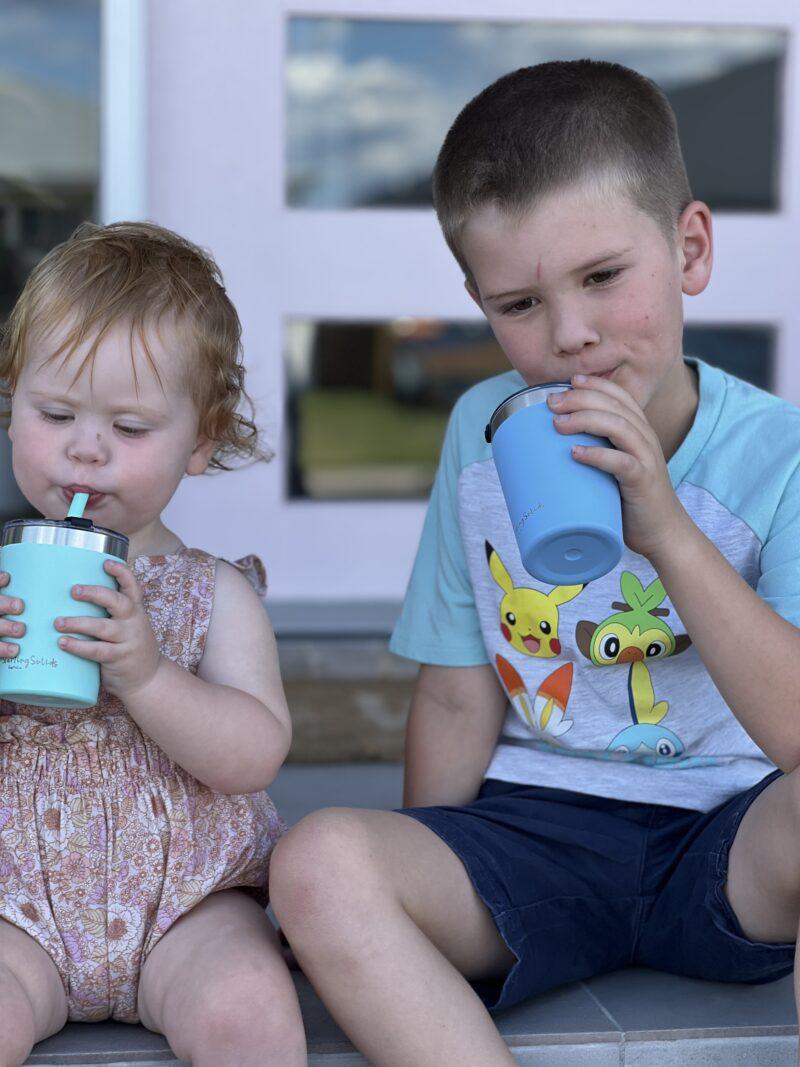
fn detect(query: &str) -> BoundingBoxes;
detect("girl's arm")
[122,560,292,793]
[58,559,291,793]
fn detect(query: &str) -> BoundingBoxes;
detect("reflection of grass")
[299,390,448,468]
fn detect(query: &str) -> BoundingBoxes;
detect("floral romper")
[0,548,286,1022]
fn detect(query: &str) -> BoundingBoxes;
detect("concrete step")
[24,764,800,1064]
[25,968,799,1065]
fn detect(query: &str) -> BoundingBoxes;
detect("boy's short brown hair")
[0,220,268,470]
[433,59,693,287]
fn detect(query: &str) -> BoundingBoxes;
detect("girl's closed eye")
[115,424,148,438]
[40,410,73,425]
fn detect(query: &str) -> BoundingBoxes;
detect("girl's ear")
[186,436,216,476]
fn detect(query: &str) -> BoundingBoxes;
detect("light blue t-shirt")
[391,358,800,812]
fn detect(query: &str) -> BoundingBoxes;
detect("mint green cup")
[0,518,129,708]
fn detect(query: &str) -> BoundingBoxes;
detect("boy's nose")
[549,307,601,356]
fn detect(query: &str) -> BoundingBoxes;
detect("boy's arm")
[123,560,292,794]
[651,513,800,772]
[403,662,508,807]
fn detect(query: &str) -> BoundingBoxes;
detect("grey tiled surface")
[25,763,800,1064]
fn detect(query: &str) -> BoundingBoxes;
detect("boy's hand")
[547,374,687,560]
[55,560,163,702]
[0,573,25,658]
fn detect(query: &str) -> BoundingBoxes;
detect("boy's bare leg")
[0,919,67,1066]
[138,889,306,1067]
[725,770,800,1060]
[270,807,518,1067]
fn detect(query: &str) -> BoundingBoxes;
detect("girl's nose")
[66,428,110,465]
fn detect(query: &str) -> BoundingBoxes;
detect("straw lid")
[1,518,129,561]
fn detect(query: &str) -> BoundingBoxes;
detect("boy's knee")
[270,808,383,928]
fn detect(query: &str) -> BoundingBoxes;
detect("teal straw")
[66,492,90,520]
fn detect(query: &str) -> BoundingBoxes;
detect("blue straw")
[66,492,90,520]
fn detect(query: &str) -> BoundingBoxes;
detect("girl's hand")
[54,560,163,702]
[547,373,688,561]
[0,572,25,658]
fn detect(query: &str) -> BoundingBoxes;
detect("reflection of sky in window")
[287,19,785,207]
[0,0,99,98]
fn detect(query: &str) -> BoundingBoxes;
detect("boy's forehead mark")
[485,247,633,303]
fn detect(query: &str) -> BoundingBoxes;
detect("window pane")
[0,0,100,317]
[0,0,100,520]
[287,18,784,211]
[286,320,774,500]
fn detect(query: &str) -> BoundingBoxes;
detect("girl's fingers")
[0,642,19,658]
[0,618,25,638]
[103,560,141,601]
[56,635,111,662]
[71,583,129,616]
[55,616,116,641]
[0,594,24,616]
[0,572,9,587]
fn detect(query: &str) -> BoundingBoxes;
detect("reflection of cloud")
[0,0,98,97]
[451,22,783,89]
[0,75,98,182]
[288,53,452,204]
[288,19,784,205]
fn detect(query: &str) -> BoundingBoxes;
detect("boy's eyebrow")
[485,247,633,302]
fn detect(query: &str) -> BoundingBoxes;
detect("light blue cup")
[485,383,623,584]
[0,518,129,708]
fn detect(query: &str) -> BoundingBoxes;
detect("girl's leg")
[137,889,306,1067]
[269,807,518,1067]
[0,918,67,1067]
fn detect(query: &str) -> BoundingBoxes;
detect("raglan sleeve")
[757,460,800,628]
[389,398,489,666]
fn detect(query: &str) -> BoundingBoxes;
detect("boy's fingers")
[571,374,648,422]
[0,619,25,638]
[0,642,18,658]
[0,572,9,587]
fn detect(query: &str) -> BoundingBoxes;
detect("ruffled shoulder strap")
[227,554,267,598]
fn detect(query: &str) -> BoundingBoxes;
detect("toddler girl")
[0,222,305,1065]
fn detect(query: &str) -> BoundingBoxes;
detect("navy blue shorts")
[398,771,795,1012]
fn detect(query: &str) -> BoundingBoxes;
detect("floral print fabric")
[0,548,285,1022]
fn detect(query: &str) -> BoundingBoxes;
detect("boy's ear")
[186,435,216,476]
[464,279,484,311]
[678,200,713,298]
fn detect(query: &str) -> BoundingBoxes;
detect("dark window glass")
[0,0,100,520]
[0,0,100,317]
[286,320,774,500]
[287,18,784,211]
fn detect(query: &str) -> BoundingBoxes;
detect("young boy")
[270,60,800,1064]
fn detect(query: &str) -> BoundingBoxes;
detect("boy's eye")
[116,425,148,438]
[503,297,536,315]
[586,268,621,286]
[40,411,73,424]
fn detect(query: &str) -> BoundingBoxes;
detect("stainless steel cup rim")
[485,381,570,443]
[1,519,129,561]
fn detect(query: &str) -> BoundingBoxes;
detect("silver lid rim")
[486,381,570,442]
[1,520,129,561]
